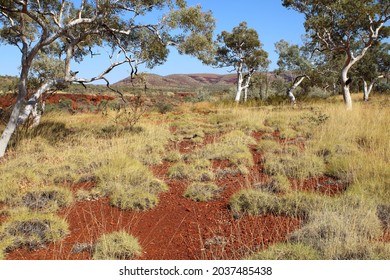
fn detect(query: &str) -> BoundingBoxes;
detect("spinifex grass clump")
[168,159,215,182]
[184,182,220,202]
[9,186,74,212]
[94,154,168,211]
[0,212,69,252]
[195,130,256,174]
[248,242,321,260]
[253,174,290,193]
[93,231,142,260]
[229,188,326,219]
[263,150,325,180]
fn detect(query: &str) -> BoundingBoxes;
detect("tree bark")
[287,75,307,105]
[0,65,29,157]
[341,62,353,110]
[362,75,384,102]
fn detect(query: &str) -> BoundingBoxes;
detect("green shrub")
[93,231,142,260]
[0,212,69,251]
[184,182,220,202]
[248,243,320,260]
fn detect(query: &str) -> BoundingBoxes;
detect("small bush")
[248,242,320,260]
[184,182,220,202]
[93,231,142,260]
[0,212,69,251]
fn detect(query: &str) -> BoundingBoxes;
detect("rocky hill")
[114,73,237,90]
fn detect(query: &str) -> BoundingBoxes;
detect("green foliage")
[184,182,220,202]
[215,22,269,71]
[93,231,142,260]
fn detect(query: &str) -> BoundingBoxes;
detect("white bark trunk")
[363,75,383,102]
[341,64,353,110]
[235,71,243,102]
[287,75,306,105]
[0,67,29,157]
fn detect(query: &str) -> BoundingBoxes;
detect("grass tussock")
[248,242,321,260]
[92,231,142,260]
[0,211,69,252]
[183,182,220,202]
[194,130,256,174]
[168,159,215,182]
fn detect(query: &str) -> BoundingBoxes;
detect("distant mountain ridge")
[114,73,237,89]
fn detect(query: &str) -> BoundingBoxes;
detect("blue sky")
[0,0,305,83]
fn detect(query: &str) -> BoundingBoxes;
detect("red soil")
[0,93,114,111]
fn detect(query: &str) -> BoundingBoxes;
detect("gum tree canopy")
[214,22,269,103]
[0,0,215,157]
[283,0,390,109]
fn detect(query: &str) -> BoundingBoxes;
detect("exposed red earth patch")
[0,93,115,111]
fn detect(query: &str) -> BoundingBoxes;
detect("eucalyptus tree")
[275,39,312,104]
[354,42,390,101]
[0,0,215,157]
[214,22,269,102]
[283,0,390,109]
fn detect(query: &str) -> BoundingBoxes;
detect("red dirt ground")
[0,93,114,111]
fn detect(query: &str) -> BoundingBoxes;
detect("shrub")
[248,242,321,260]
[184,182,220,202]
[93,231,142,260]
[0,212,69,251]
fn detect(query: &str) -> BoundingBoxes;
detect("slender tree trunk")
[287,75,307,105]
[341,61,354,110]
[0,67,29,157]
[363,75,383,102]
[235,71,243,102]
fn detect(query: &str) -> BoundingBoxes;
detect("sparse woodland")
[0,0,390,260]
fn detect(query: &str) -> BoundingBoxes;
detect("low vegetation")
[1,93,390,260]
[92,231,142,260]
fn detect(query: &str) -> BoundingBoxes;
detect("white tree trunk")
[287,75,306,105]
[341,64,353,110]
[235,71,243,102]
[363,75,383,102]
[0,68,29,157]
